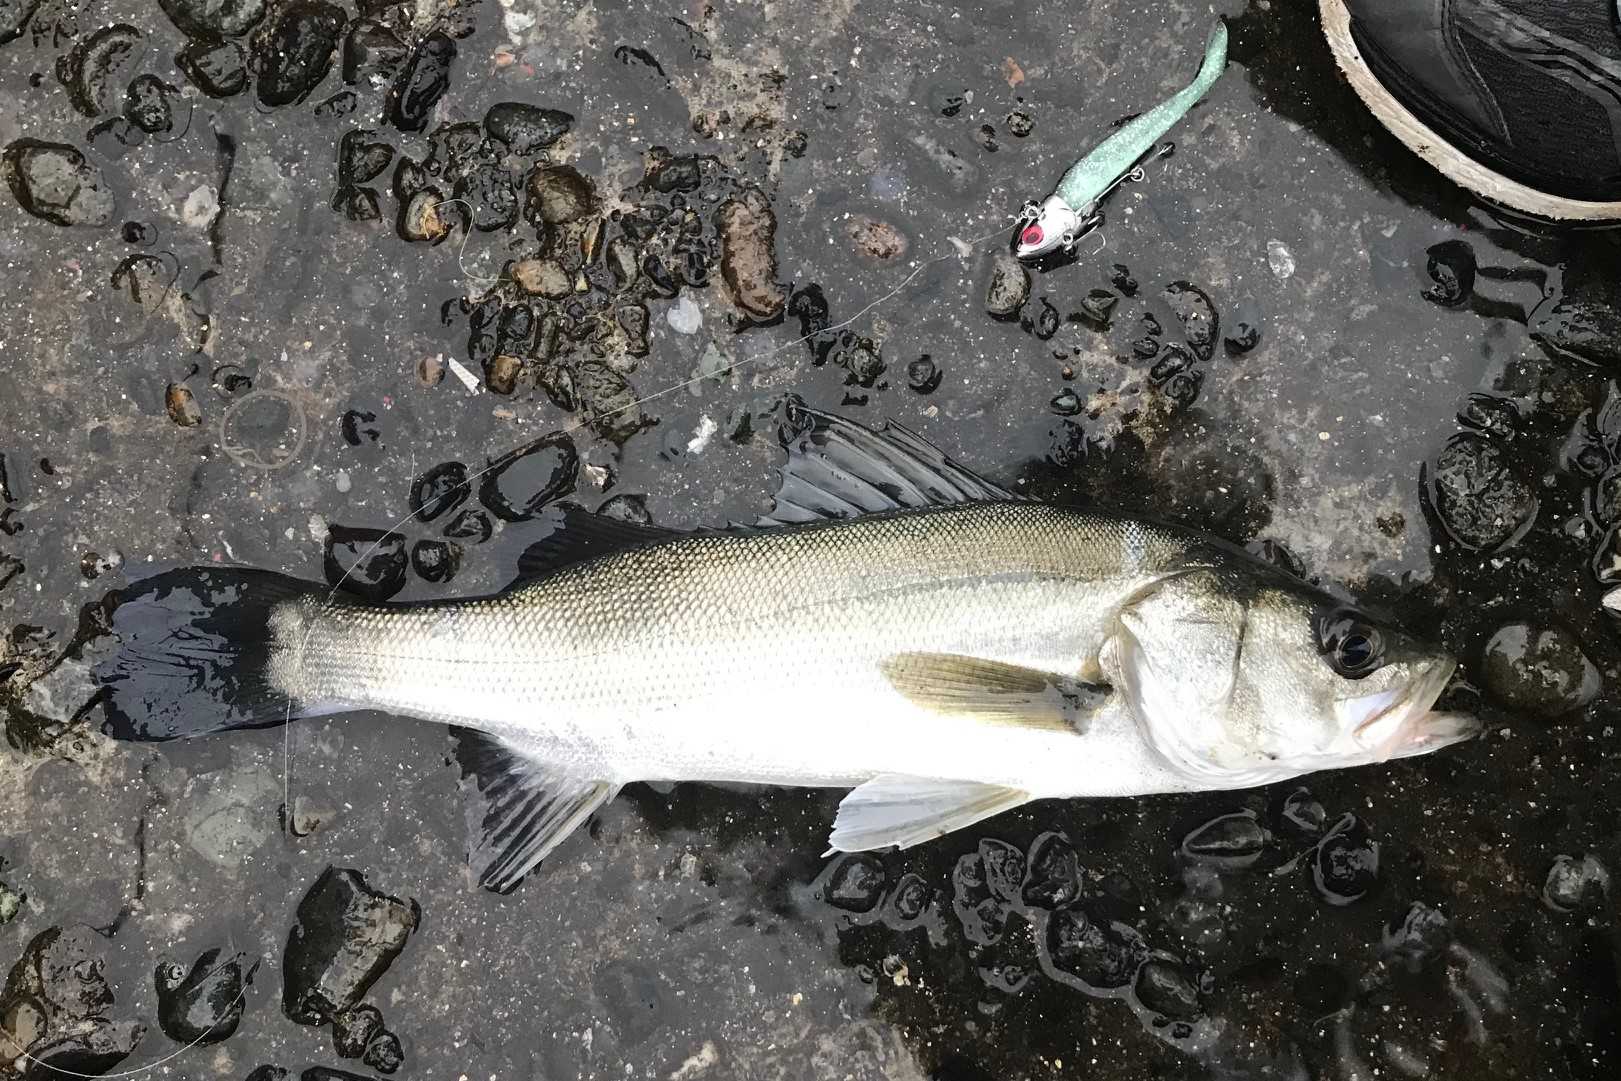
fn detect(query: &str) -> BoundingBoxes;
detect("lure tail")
[1053,19,1229,211]
[95,567,325,741]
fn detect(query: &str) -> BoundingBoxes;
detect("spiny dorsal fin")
[880,652,1110,733]
[759,396,1023,526]
[827,775,1030,853]
[453,729,618,892]
[515,503,684,582]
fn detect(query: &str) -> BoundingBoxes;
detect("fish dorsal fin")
[759,396,1023,526]
[515,504,683,582]
[453,729,618,892]
[827,775,1030,853]
[881,652,1110,733]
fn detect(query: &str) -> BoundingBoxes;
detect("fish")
[92,397,1478,892]
[1015,19,1229,260]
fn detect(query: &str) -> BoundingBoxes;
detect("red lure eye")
[1020,224,1044,247]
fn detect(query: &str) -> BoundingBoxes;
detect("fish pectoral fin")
[881,652,1110,733]
[828,775,1030,853]
[453,729,618,894]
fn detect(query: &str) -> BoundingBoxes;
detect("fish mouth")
[1351,658,1480,761]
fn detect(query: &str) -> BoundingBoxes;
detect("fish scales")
[278,503,1193,793]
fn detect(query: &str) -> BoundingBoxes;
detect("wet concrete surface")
[2,0,1621,1077]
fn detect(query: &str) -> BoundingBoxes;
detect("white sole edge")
[1319,0,1621,221]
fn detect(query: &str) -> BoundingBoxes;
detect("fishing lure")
[1015,20,1229,260]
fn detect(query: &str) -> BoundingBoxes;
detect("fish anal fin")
[514,504,684,583]
[828,775,1030,853]
[757,395,1023,526]
[881,652,1109,733]
[453,729,618,892]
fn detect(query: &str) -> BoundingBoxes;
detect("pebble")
[1531,297,1621,369]
[483,102,573,154]
[322,526,408,602]
[243,1069,289,1081]
[1044,907,1147,990]
[397,188,451,244]
[158,0,265,37]
[717,190,787,321]
[0,880,22,923]
[416,354,444,386]
[906,356,941,394]
[667,294,702,334]
[409,461,469,521]
[1266,239,1296,279]
[155,948,256,1044]
[484,354,522,395]
[1479,620,1600,718]
[338,129,394,186]
[479,434,578,521]
[1223,317,1261,354]
[1311,814,1379,905]
[1049,390,1081,416]
[282,867,419,1025]
[1032,298,1060,340]
[342,21,407,86]
[2,139,115,226]
[1161,281,1219,360]
[824,854,886,913]
[1079,288,1118,325]
[1109,263,1138,295]
[1541,853,1610,913]
[1006,110,1034,136]
[1426,433,1537,550]
[524,163,595,225]
[453,161,517,231]
[984,253,1030,318]
[512,258,571,299]
[257,1,346,107]
[363,1030,404,1074]
[442,508,492,544]
[1022,832,1081,908]
[1180,812,1268,870]
[177,38,248,97]
[409,539,460,584]
[332,1003,383,1058]
[951,851,1010,945]
[1133,959,1201,1020]
[647,152,703,193]
[1280,787,1326,835]
[978,839,1025,903]
[1458,393,1519,440]
[1422,240,1476,307]
[182,185,219,229]
[165,383,203,426]
[846,216,908,260]
[890,873,931,922]
[597,494,652,524]
[607,237,640,291]
[124,74,176,134]
[389,30,455,132]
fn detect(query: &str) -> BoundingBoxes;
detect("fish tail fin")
[1194,19,1229,93]
[95,567,324,742]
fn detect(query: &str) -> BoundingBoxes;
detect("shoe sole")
[1319,0,1621,221]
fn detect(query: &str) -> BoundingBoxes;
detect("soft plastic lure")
[1015,20,1229,260]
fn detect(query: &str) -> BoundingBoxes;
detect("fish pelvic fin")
[454,730,618,893]
[94,567,324,741]
[759,395,1022,526]
[826,775,1030,853]
[880,652,1109,733]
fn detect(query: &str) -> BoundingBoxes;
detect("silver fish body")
[276,502,1202,798]
[98,400,1475,888]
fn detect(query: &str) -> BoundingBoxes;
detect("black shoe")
[1320,0,1621,220]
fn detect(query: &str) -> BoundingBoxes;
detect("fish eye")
[1317,608,1385,679]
